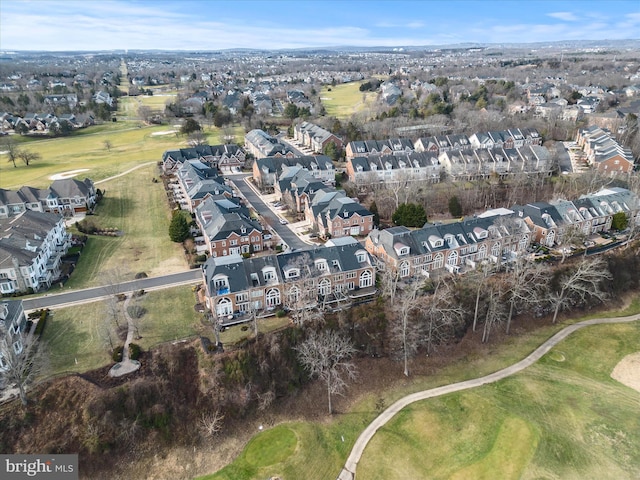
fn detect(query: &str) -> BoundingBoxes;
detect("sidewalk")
[108,294,141,377]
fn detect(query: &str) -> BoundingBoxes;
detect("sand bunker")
[49,169,90,180]
[150,130,177,136]
[611,352,640,393]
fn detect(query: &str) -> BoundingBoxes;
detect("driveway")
[337,313,640,480]
[231,176,308,251]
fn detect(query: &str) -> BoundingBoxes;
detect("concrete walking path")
[95,161,156,185]
[108,294,141,377]
[337,314,640,480]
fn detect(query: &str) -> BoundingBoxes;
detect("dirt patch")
[150,130,176,136]
[611,352,640,393]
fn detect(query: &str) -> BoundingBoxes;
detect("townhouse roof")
[202,237,372,295]
[195,196,261,242]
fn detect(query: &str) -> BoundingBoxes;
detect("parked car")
[280,219,288,225]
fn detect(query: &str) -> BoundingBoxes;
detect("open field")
[320,82,378,119]
[0,122,188,189]
[63,163,187,288]
[0,118,246,190]
[117,94,177,116]
[200,301,640,480]
[42,286,204,375]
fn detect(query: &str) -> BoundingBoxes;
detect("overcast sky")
[1,0,639,51]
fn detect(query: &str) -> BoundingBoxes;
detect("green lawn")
[357,320,640,480]
[0,119,246,190]
[0,121,186,189]
[199,302,640,480]
[320,82,378,119]
[42,286,204,375]
[42,300,118,375]
[219,316,291,346]
[63,163,187,288]
[134,287,204,350]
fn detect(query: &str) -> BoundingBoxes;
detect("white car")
[279,219,288,225]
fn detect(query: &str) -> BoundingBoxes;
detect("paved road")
[23,269,202,311]
[231,176,308,251]
[337,313,640,480]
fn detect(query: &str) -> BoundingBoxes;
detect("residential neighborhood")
[0,13,640,480]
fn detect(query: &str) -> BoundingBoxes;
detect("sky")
[1,0,639,51]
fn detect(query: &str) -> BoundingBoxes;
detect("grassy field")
[0,122,187,189]
[0,118,246,190]
[358,321,640,480]
[131,287,204,350]
[42,286,204,375]
[117,94,177,116]
[320,82,378,119]
[199,302,640,480]
[63,163,187,288]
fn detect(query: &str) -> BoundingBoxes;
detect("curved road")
[337,313,640,480]
[23,269,202,311]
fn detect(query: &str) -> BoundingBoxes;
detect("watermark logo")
[1,455,78,479]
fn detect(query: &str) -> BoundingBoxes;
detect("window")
[399,261,410,278]
[222,241,226,247]
[315,260,327,271]
[318,279,331,296]
[491,243,501,258]
[263,269,276,281]
[288,286,300,303]
[434,253,444,269]
[346,271,356,279]
[356,252,366,263]
[359,270,373,288]
[265,288,281,307]
[213,276,228,289]
[285,268,300,279]
[447,250,458,266]
[216,298,233,317]
[230,239,238,246]
[236,292,248,302]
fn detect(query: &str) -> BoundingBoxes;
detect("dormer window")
[262,267,276,281]
[429,235,443,248]
[356,252,367,263]
[285,268,300,279]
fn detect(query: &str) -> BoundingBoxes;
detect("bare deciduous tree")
[17,149,40,166]
[199,409,225,438]
[281,254,324,326]
[0,328,49,405]
[482,285,507,343]
[389,280,424,376]
[295,330,357,414]
[548,257,611,324]
[503,258,546,334]
[421,280,465,354]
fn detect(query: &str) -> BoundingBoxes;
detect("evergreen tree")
[448,196,463,217]
[392,203,427,227]
[169,212,190,242]
[369,201,380,227]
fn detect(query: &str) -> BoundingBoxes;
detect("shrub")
[128,343,142,361]
[132,289,145,297]
[275,309,287,318]
[32,309,50,337]
[195,254,207,263]
[134,272,148,279]
[116,293,127,302]
[112,346,124,362]
[127,305,147,319]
